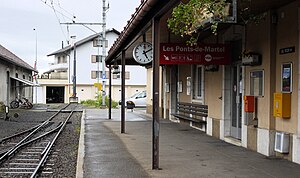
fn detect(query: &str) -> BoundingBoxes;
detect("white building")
[37,29,146,104]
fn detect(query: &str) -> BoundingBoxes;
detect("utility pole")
[60,1,108,105]
[69,35,78,103]
[101,0,108,108]
[72,36,77,98]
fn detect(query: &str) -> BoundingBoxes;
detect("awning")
[10,76,38,86]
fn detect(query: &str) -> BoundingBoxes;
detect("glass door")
[231,64,242,139]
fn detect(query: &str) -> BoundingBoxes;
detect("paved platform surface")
[77,108,300,178]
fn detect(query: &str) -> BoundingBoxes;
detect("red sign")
[160,43,231,65]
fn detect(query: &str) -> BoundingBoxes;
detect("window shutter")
[125,71,130,79]
[91,71,97,79]
[105,71,110,79]
[91,55,102,63]
[91,55,97,63]
[93,38,101,47]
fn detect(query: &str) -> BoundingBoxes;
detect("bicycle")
[10,97,33,109]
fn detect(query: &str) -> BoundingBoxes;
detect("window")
[91,71,110,79]
[93,38,108,47]
[112,71,130,80]
[91,55,101,63]
[57,56,61,64]
[250,70,264,96]
[91,71,100,79]
[192,65,204,100]
[93,38,101,47]
[113,73,120,79]
[62,56,67,63]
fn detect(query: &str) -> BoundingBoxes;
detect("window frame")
[249,70,264,97]
[192,65,204,101]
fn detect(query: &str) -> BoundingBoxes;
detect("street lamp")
[33,28,38,104]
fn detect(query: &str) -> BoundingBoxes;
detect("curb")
[76,109,85,178]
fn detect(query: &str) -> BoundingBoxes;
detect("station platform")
[77,108,300,178]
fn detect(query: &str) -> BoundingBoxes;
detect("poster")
[282,63,292,92]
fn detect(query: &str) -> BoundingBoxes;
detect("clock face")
[133,42,153,64]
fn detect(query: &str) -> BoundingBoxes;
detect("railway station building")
[0,44,36,109]
[106,0,300,164]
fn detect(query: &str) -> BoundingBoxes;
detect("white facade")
[38,30,146,103]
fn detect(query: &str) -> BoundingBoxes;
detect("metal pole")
[6,71,9,120]
[33,28,38,104]
[121,50,126,133]
[72,36,77,97]
[108,64,112,120]
[101,0,107,107]
[152,17,160,170]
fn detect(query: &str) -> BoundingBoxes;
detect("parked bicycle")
[10,97,33,109]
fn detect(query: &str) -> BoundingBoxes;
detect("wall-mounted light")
[112,60,120,74]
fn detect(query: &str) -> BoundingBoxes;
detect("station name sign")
[160,43,231,65]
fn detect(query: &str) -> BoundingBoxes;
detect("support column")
[108,64,112,120]
[121,50,126,133]
[152,17,160,170]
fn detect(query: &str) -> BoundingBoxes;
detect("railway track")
[0,103,81,177]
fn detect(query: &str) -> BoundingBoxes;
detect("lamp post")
[33,28,38,104]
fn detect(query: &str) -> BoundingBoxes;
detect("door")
[231,64,242,139]
[46,86,65,103]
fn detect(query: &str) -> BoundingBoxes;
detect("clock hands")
[143,48,152,54]
[142,48,152,61]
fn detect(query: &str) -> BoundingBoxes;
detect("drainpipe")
[6,70,9,106]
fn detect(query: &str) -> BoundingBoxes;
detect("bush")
[81,95,118,108]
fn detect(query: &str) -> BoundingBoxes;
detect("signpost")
[160,43,231,65]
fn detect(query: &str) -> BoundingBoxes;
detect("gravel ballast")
[0,104,82,177]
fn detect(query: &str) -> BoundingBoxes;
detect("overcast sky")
[0,0,140,72]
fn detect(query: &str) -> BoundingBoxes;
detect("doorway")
[46,86,64,103]
[229,40,242,140]
[230,64,242,139]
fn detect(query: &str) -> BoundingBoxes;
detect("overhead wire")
[50,0,68,42]
[56,0,75,19]
[40,0,99,35]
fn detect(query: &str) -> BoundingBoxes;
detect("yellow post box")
[273,93,291,118]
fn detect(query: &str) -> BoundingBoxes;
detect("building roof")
[105,0,295,65]
[0,44,36,71]
[48,28,120,56]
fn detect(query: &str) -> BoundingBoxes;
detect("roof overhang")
[10,76,38,86]
[105,0,181,65]
[105,0,296,66]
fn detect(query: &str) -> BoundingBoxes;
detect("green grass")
[80,95,118,108]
